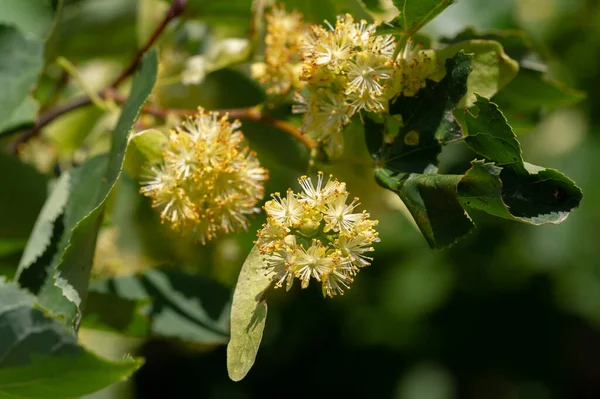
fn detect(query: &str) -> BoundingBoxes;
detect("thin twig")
[10,0,187,153]
[9,0,315,153]
[110,0,187,88]
[104,89,317,150]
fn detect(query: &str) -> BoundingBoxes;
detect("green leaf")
[35,51,158,328]
[376,0,455,37]
[462,96,582,223]
[493,68,585,111]
[440,27,585,126]
[124,128,168,178]
[0,153,49,241]
[432,40,519,107]
[129,128,168,164]
[227,246,272,382]
[456,160,515,220]
[368,55,581,248]
[83,269,230,344]
[0,0,56,41]
[376,169,474,248]
[0,1,59,133]
[366,51,473,248]
[464,94,524,168]
[0,97,39,135]
[46,0,137,62]
[0,279,142,399]
[440,27,534,63]
[16,173,70,288]
[0,25,44,123]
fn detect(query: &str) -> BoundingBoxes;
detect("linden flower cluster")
[256,172,379,297]
[295,13,436,158]
[140,109,268,244]
[251,6,307,95]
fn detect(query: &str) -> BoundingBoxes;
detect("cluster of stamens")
[256,172,379,297]
[253,7,438,159]
[140,108,268,244]
[251,5,307,95]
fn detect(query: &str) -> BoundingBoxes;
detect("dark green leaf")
[227,246,271,382]
[0,279,142,399]
[458,160,582,225]
[376,0,455,37]
[366,52,473,248]
[462,96,582,224]
[456,160,514,220]
[16,172,69,288]
[370,51,472,173]
[464,94,524,168]
[375,168,474,248]
[35,51,158,328]
[84,269,230,344]
[0,153,49,241]
[0,25,44,123]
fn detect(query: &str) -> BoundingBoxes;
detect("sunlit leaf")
[227,246,271,382]
[432,40,519,107]
[31,51,158,329]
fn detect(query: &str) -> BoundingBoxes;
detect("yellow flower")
[256,172,378,297]
[251,5,308,95]
[253,8,440,159]
[295,14,398,157]
[140,108,268,244]
[264,189,304,227]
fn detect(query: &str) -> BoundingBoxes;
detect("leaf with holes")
[462,95,582,224]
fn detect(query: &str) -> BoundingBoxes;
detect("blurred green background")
[3,0,600,398]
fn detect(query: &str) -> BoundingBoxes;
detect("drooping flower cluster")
[256,172,379,297]
[140,109,268,244]
[251,6,308,95]
[252,7,438,159]
[295,14,437,158]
